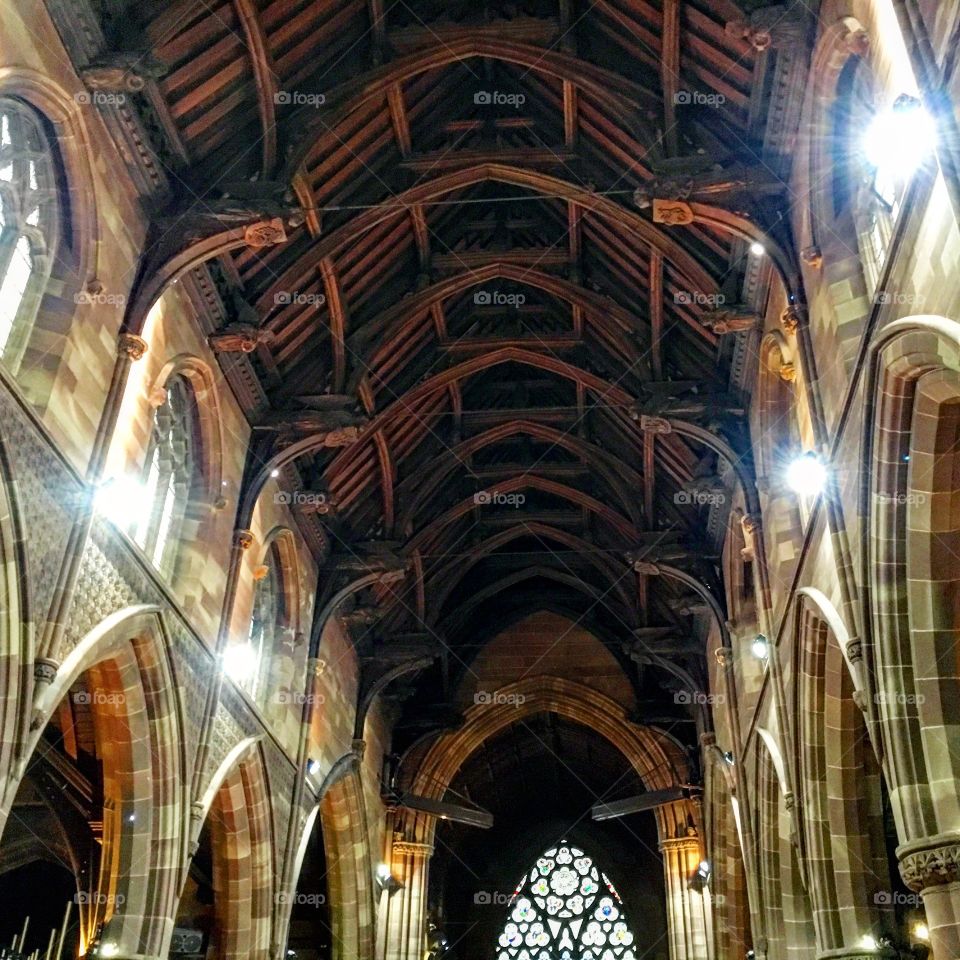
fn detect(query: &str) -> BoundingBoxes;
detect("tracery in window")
[0,101,58,365]
[135,376,198,575]
[496,843,637,960]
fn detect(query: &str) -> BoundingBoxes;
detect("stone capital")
[393,840,434,859]
[897,832,960,892]
[659,835,701,853]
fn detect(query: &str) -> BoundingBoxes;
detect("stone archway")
[4,607,186,958]
[177,741,275,960]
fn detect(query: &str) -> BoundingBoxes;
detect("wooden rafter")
[661,0,681,156]
[320,257,347,394]
[232,0,279,176]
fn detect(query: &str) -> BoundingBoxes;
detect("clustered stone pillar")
[378,835,433,960]
[661,832,711,960]
[897,833,960,960]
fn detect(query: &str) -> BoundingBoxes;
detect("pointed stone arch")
[15,605,187,958]
[794,592,891,954]
[184,738,275,960]
[317,765,376,960]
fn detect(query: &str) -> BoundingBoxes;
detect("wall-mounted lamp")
[376,862,403,895]
[751,635,769,661]
[863,94,936,182]
[786,452,828,497]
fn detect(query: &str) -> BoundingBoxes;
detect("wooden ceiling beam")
[232,0,279,176]
[369,0,387,63]
[283,37,661,174]
[430,249,569,270]
[258,165,720,316]
[661,0,681,156]
[398,419,643,532]
[649,248,664,379]
[388,18,562,50]
[320,257,348,394]
[400,147,577,172]
[439,336,582,354]
[373,428,396,534]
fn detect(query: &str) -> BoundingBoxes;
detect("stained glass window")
[0,100,58,367]
[495,843,638,960]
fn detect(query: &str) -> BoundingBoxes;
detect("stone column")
[898,833,960,960]
[662,833,711,960]
[379,838,433,960]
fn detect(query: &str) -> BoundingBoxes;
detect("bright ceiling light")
[749,241,765,257]
[913,923,930,942]
[786,452,828,496]
[751,635,769,660]
[860,934,878,951]
[222,643,258,683]
[863,95,936,181]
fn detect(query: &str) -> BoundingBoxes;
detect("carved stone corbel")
[700,306,761,335]
[80,53,168,93]
[118,333,148,361]
[780,304,806,333]
[208,323,274,354]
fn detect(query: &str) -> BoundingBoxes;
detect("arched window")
[249,539,288,700]
[134,375,199,574]
[495,843,638,959]
[0,100,58,368]
[831,59,904,293]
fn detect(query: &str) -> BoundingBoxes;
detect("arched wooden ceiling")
[103,0,787,758]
